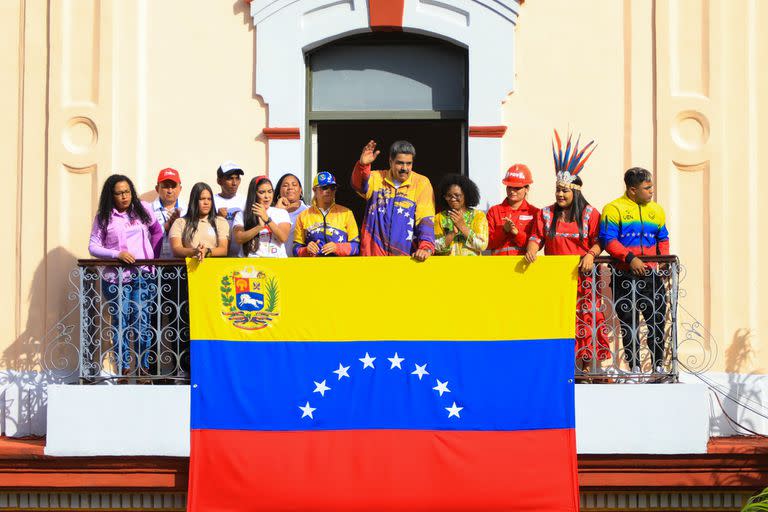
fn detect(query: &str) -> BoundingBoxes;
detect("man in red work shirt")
[486,164,539,255]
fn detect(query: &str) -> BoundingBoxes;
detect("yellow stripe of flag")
[187,256,578,342]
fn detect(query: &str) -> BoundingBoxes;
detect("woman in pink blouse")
[89,174,162,376]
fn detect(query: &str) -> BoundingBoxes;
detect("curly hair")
[436,174,481,211]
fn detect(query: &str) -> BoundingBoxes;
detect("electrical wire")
[677,358,768,437]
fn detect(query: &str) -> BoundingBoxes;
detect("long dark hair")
[181,182,218,247]
[436,174,480,212]
[243,176,272,255]
[548,176,591,240]
[272,173,304,206]
[96,174,152,234]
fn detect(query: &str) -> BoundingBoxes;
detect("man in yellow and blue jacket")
[293,171,359,257]
[600,167,670,374]
[351,140,435,261]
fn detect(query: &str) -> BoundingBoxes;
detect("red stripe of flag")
[189,429,579,511]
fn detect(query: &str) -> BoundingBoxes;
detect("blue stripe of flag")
[191,338,575,432]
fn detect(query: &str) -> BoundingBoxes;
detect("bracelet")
[265,217,273,225]
[587,250,598,257]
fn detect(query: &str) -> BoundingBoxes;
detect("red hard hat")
[502,164,533,187]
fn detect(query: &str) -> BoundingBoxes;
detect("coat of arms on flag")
[219,266,279,330]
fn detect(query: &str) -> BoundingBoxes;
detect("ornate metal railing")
[77,259,189,383]
[576,255,679,383]
[62,256,693,384]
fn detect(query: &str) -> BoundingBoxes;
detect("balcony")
[28,254,713,458]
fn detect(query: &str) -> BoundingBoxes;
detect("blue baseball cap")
[313,171,337,188]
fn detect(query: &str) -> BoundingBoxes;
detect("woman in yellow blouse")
[434,174,488,256]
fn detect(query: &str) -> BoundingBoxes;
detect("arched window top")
[308,34,466,113]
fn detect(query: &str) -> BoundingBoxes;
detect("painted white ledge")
[45,385,190,457]
[45,383,709,457]
[575,383,709,454]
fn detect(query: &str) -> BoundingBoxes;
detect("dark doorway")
[316,120,464,227]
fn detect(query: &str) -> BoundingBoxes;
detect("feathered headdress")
[552,129,597,190]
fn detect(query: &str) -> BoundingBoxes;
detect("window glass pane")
[310,44,466,112]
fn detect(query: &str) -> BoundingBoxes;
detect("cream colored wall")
[2,0,766,376]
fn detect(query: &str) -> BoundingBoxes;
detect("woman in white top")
[273,173,308,257]
[233,176,291,258]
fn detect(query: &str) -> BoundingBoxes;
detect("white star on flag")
[406,230,413,241]
[387,352,405,369]
[313,380,331,396]
[299,401,316,419]
[433,379,451,396]
[446,402,463,418]
[333,363,350,380]
[397,206,404,215]
[412,363,429,380]
[359,352,376,369]
[337,235,343,242]
[408,218,414,227]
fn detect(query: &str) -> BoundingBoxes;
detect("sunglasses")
[318,185,337,191]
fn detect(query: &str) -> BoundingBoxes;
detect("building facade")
[1,0,767,509]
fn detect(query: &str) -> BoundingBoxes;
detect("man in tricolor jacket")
[600,167,671,374]
[351,140,435,261]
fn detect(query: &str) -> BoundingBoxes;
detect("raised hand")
[275,197,290,209]
[359,140,380,166]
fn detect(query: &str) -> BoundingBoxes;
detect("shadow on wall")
[708,328,767,438]
[1,246,81,437]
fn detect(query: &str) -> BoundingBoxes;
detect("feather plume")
[562,134,573,172]
[572,144,598,175]
[553,130,563,169]
[565,134,582,172]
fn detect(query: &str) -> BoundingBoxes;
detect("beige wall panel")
[713,0,764,366]
[754,0,768,362]
[625,0,655,171]
[503,0,629,212]
[43,0,113,374]
[7,1,49,369]
[61,0,100,105]
[656,0,717,370]
[0,1,23,362]
[668,0,709,97]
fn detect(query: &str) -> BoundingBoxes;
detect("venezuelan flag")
[188,256,580,511]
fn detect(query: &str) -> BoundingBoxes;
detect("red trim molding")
[369,0,404,31]
[262,127,300,140]
[468,125,508,138]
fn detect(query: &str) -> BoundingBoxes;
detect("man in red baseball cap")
[152,167,186,259]
[486,164,539,255]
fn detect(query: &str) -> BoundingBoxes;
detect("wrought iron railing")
[575,255,679,383]
[77,259,189,383]
[66,256,687,384]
